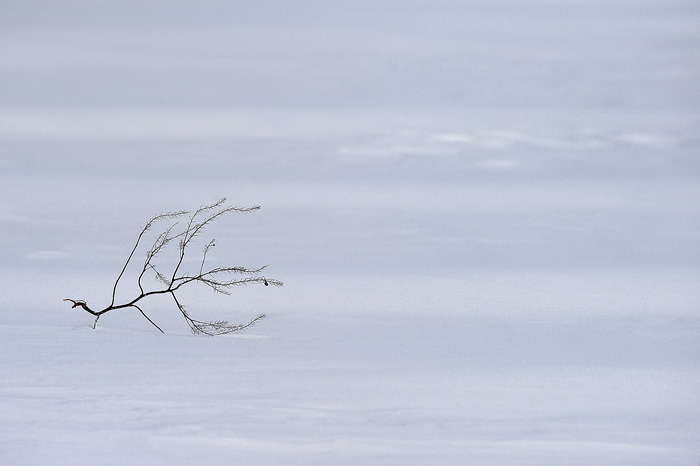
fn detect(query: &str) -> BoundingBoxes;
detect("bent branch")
[65,198,281,335]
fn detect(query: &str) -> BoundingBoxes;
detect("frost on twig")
[64,198,282,335]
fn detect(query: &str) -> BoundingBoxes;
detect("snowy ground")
[1,1,699,464]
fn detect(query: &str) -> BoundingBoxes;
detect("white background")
[1,1,699,464]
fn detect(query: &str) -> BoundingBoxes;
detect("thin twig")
[132,304,165,333]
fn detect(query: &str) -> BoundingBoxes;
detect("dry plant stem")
[64,198,282,335]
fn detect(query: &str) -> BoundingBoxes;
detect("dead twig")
[65,198,282,335]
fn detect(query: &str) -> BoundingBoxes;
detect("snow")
[1,315,698,465]
[1,0,699,464]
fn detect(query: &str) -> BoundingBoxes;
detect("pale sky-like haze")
[1,1,699,464]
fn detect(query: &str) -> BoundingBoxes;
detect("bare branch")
[138,221,183,293]
[63,298,97,315]
[200,239,216,275]
[172,290,266,335]
[189,314,266,336]
[170,198,259,283]
[132,304,165,334]
[65,199,281,335]
[148,264,171,287]
[110,209,188,307]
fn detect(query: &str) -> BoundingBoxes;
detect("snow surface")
[1,0,699,464]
